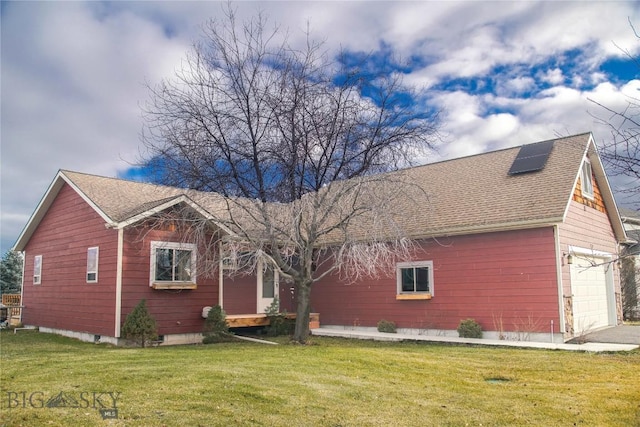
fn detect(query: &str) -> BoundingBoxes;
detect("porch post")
[218,241,224,308]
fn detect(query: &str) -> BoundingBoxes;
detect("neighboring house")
[14,133,628,344]
[619,207,640,319]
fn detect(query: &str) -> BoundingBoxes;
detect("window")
[150,241,197,289]
[581,160,594,199]
[87,247,99,283]
[33,255,42,285]
[262,264,275,299]
[396,261,433,300]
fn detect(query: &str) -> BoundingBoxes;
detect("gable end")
[573,164,606,214]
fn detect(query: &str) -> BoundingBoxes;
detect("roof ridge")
[405,132,592,172]
[61,169,184,192]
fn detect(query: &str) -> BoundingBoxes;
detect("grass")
[1,330,640,426]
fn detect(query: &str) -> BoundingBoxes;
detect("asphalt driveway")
[583,325,640,345]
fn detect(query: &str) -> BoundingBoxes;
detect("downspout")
[114,228,124,338]
[218,241,224,308]
[553,224,565,343]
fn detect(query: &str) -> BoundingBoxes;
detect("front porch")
[224,312,320,329]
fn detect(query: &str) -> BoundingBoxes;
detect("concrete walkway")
[582,325,640,345]
[311,327,639,352]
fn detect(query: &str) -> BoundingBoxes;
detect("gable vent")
[508,140,554,175]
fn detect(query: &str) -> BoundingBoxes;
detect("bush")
[377,319,397,333]
[457,318,483,338]
[121,299,157,347]
[203,305,234,344]
[264,297,294,337]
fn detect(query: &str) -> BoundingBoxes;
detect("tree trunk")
[292,281,312,343]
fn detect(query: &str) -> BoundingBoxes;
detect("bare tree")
[620,249,639,320]
[140,6,440,342]
[590,19,640,203]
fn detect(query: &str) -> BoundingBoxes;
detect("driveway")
[583,325,640,345]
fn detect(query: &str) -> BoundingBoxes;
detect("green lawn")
[1,330,639,426]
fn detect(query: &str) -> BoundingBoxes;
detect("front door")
[257,262,279,313]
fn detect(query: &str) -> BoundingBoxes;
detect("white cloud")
[498,77,536,96]
[1,2,189,251]
[539,68,565,85]
[2,1,639,253]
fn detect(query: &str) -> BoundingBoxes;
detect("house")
[310,133,629,341]
[13,133,628,344]
[619,207,640,319]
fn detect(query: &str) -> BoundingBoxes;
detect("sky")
[2,1,640,255]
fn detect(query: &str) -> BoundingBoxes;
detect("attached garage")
[570,255,614,333]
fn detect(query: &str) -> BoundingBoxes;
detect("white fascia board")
[115,194,237,237]
[561,138,589,225]
[585,135,628,243]
[407,217,564,241]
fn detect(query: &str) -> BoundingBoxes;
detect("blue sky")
[1,1,639,254]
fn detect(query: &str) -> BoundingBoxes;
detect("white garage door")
[570,257,610,333]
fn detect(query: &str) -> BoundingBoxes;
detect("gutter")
[406,217,565,240]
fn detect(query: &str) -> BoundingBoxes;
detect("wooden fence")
[2,294,22,325]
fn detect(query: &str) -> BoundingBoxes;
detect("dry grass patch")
[1,330,639,426]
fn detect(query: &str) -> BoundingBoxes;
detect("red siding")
[120,227,218,336]
[222,274,256,314]
[22,184,118,336]
[310,228,560,333]
[221,272,297,315]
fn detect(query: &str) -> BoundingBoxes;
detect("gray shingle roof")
[61,133,590,237]
[62,171,186,222]
[389,133,590,237]
[15,132,626,251]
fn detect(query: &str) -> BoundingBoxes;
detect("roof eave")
[407,217,565,240]
[585,134,628,243]
[114,195,237,238]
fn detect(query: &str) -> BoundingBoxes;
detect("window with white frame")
[87,247,99,283]
[396,261,433,298]
[150,241,196,288]
[581,160,594,198]
[33,255,42,285]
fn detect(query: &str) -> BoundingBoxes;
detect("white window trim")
[149,241,197,289]
[581,159,594,199]
[33,255,42,285]
[87,246,99,283]
[396,260,434,300]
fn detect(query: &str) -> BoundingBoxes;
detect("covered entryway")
[257,262,279,313]
[570,255,614,333]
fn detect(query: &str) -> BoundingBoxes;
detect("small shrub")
[121,299,157,347]
[377,319,397,333]
[264,297,293,336]
[457,318,483,338]
[203,305,234,344]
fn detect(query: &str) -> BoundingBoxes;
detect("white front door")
[257,262,279,313]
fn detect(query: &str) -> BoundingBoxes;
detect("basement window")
[396,261,433,300]
[581,160,594,199]
[150,241,197,289]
